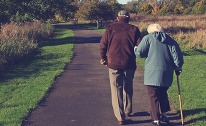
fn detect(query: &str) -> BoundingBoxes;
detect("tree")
[75,1,97,20]
[124,1,138,13]
[106,0,122,19]
[0,1,10,23]
[75,0,121,21]
[0,0,77,23]
[0,0,21,23]
[25,0,76,20]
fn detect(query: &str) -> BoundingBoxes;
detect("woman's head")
[147,23,164,33]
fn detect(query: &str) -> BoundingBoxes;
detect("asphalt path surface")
[22,24,183,126]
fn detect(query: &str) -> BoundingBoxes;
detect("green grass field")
[169,49,206,126]
[0,28,74,126]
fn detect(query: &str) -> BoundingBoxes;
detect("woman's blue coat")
[134,32,184,87]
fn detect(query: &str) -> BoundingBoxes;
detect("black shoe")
[151,121,162,126]
[161,115,170,124]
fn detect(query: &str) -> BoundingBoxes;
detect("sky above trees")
[117,0,130,4]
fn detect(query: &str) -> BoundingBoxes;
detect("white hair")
[147,23,164,33]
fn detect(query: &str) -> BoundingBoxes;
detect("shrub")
[0,38,37,64]
[158,6,170,15]
[174,2,185,14]
[0,21,53,70]
[192,0,206,14]
[138,4,153,14]
[54,13,66,22]
[183,7,193,15]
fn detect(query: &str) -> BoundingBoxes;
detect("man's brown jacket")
[100,20,141,69]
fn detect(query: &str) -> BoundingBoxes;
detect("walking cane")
[176,74,184,126]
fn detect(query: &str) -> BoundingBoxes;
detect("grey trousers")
[109,68,136,121]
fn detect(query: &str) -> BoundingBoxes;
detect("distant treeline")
[1,0,206,24]
[125,0,206,15]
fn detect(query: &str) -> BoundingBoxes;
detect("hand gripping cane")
[176,74,184,126]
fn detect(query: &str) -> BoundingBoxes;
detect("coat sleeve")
[100,30,108,61]
[170,41,184,68]
[135,28,142,46]
[134,36,149,58]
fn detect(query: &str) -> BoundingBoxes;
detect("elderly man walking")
[100,10,141,125]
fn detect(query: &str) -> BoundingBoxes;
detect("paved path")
[22,24,182,126]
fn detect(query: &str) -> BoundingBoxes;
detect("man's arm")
[100,30,108,65]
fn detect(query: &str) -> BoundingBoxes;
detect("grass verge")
[169,49,206,126]
[136,49,206,126]
[0,28,74,126]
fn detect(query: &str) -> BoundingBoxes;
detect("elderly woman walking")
[134,24,184,126]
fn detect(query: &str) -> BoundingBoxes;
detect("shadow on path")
[182,108,206,125]
[53,23,98,30]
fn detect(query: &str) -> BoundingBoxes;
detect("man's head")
[117,10,130,23]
